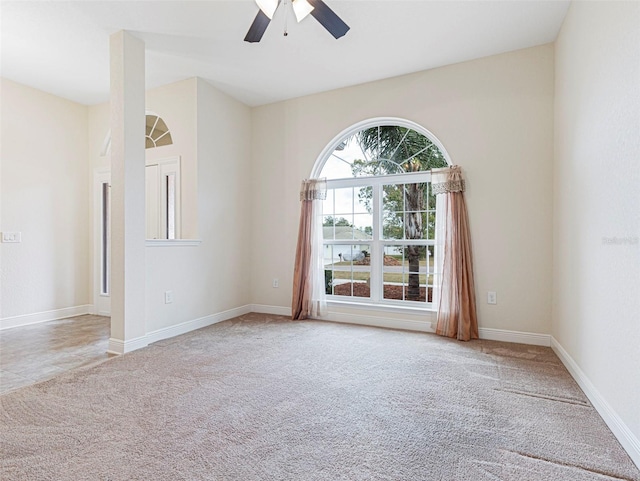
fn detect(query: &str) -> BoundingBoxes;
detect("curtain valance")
[431,166,466,195]
[300,179,327,201]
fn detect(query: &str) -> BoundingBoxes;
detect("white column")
[108,31,147,354]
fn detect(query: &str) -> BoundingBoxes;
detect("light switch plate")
[2,232,21,243]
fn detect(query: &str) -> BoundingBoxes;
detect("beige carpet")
[1,313,638,480]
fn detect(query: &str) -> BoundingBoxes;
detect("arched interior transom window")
[145,114,173,149]
[314,118,450,308]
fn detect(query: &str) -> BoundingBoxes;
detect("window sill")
[327,299,436,316]
[146,239,202,247]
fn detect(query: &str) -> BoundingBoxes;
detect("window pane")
[382,245,428,303]
[318,126,448,180]
[322,155,353,180]
[331,245,370,299]
[402,274,427,302]
[427,211,436,240]
[334,223,356,240]
[166,173,176,240]
[323,245,335,295]
[353,214,372,240]
[334,188,353,216]
[101,182,110,295]
[383,183,431,241]
[382,245,404,301]
[155,132,173,147]
[427,245,435,273]
[383,184,403,212]
[428,183,436,210]
[145,115,156,135]
[406,245,427,273]
[404,183,427,212]
[323,189,335,216]
[153,118,169,140]
[382,275,427,302]
[382,212,404,240]
[382,246,404,300]
[354,186,372,214]
[404,212,426,240]
[322,216,334,240]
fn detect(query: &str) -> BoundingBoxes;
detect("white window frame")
[324,171,436,309]
[313,117,452,312]
[145,156,181,240]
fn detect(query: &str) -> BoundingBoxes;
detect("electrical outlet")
[487,291,497,305]
[164,290,174,304]
[1,232,21,243]
[272,278,279,288]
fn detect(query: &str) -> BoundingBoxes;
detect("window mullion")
[370,183,382,303]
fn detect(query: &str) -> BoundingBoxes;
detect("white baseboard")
[249,305,553,344]
[0,304,94,331]
[145,305,252,345]
[107,335,149,355]
[479,327,551,346]
[551,337,640,469]
[250,304,291,316]
[107,305,253,355]
[321,311,434,333]
[251,304,435,332]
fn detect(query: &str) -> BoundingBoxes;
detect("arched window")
[99,111,174,156]
[145,114,173,149]
[313,118,450,308]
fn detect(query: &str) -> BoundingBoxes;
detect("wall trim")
[145,305,252,345]
[0,304,94,331]
[250,304,292,316]
[107,305,253,355]
[551,337,640,469]
[321,311,434,333]
[249,305,552,345]
[107,335,149,355]
[478,327,551,346]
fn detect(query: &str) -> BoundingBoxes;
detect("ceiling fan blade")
[244,10,271,43]
[308,0,349,39]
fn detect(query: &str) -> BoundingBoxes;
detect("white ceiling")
[0,0,570,107]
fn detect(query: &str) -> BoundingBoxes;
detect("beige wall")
[144,78,252,332]
[251,45,555,335]
[88,77,251,333]
[553,0,640,455]
[0,78,90,320]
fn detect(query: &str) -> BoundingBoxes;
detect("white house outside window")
[314,119,451,309]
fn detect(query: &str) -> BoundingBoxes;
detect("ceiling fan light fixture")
[255,0,279,20]
[292,0,314,22]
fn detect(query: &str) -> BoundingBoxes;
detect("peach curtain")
[432,166,478,341]
[292,179,327,320]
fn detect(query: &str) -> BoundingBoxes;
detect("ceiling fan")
[244,0,350,43]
